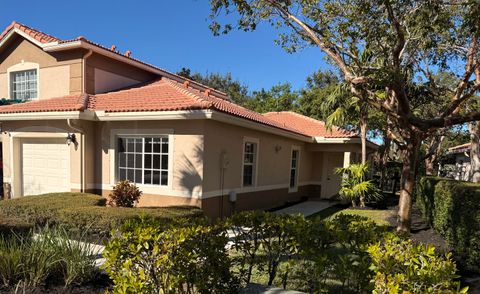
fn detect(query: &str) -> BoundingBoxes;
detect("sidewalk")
[273,200,336,217]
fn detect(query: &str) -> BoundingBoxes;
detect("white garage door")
[22,139,70,196]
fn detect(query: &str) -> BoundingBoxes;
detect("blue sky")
[0,0,333,92]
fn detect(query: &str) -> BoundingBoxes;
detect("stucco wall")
[0,36,83,99]
[202,120,318,194]
[85,53,157,94]
[97,120,205,200]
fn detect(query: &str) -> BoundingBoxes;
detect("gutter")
[67,119,86,193]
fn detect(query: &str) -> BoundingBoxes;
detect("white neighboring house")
[440,143,472,181]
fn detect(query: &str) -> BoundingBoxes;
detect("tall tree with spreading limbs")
[209,0,480,232]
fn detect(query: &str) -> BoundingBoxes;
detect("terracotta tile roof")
[0,79,306,136]
[0,21,60,44]
[263,111,358,138]
[91,80,212,112]
[0,94,88,114]
[166,80,304,134]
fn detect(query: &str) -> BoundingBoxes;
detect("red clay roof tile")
[263,111,357,138]
[0,21,60,44]
[0,94,86,114]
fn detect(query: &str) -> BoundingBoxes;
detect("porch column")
[343,151,351,168]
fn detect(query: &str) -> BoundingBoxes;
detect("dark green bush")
[0,193,203,238]
[0,193,106,226]
[416,177,480,272]
[416,176,452,225]
[58,206,203,237]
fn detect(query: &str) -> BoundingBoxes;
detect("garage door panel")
[21,140,70,196]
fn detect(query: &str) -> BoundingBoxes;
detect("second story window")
[10,69,38,101]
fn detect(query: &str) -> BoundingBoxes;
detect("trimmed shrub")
[416,176,452,225]
[416,177,480,272]
[0,193,203,238]
[103,218,237,293]
[58,206,203,238]
[0,193,106,226]
[368,234,467,293]
[107,180,142,207]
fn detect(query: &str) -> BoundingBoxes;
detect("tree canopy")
[208,0,480,231]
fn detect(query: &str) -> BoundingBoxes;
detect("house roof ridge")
[93,79,166,97]
[163,79,214,108]
[75,93,90,110]
[0,21,60,44]
[265,111,358,136]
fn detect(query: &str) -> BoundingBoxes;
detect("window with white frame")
[117,137,169,186]
[10,69,38,100]
[290,149,300,189]
[243,141,258,187]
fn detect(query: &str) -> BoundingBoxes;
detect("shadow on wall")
[177,141,203,203]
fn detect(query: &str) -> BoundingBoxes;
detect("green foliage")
[103,218,237,294]
[335,163,382,206]
[368,234,467,294]
[108,180,142,207]
[103,210,466,293]
[0,193,106,226]
[416,177,449,224]
[246,83,299,113]
[416,177,480,272]
[0,226,99,290]
[0,193,203,238]
[177,67,250,105]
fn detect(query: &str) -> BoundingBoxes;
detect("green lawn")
[309,205,395,227]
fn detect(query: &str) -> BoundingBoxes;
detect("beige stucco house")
[0,22,377,217]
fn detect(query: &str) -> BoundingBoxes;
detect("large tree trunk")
[397,132,422,232]
[469,121,480,182]
[424,135,445,176]
[359,105,368,207]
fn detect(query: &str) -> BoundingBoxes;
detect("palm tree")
[335,163,381,208]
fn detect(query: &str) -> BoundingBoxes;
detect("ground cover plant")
[0,226,100,292]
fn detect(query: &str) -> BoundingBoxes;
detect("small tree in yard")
[209,0,480,231]
[108,180,142,207]
[336,163,381,207]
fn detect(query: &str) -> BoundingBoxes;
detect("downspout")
[82,49,93,93]
[67,119,85,193]
[68,48,92,193]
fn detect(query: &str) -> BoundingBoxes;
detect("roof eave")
[0,111,83,121]
[314,136,379,149]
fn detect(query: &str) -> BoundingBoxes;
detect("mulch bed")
[386,203,480,293]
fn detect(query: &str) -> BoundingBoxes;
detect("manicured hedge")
[0,193,203,238]
[416,176,480,272]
